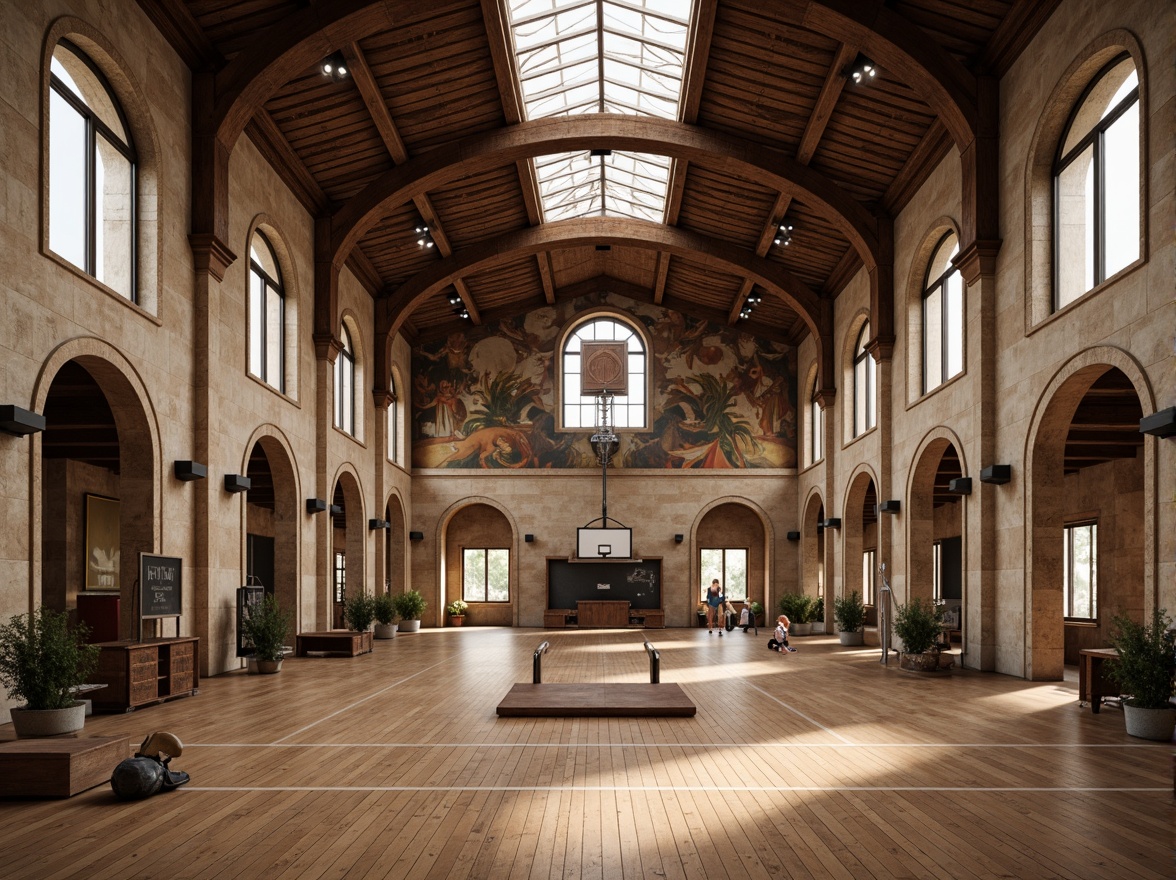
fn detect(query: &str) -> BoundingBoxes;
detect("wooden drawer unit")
[89,638,200,712]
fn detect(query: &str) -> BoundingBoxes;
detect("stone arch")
[905,428,968,615]
[554,305,653,430]
[32,339,161,637]
[801,489,826,614]
[842,309,872,445]
[246,214,301,399]
[841,465,880,613]
[690,496,774,618]
[328,466,366,628]
[240,425,301,630]
[1023,29,1147,329]
[1023,346,1155,681]
[41,17,163,314]
[437,496,520,628]
[904,217,961,403]
[383,489,407,595]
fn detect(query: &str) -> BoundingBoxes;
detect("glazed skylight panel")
[509,0,692,223]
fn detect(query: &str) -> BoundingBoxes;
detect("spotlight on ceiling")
[846,55,877,84]
[773,221,793,247]
[415,221,434,249]
[320,51,349,81]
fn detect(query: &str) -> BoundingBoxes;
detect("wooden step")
[496,682,696,717]
[0,735,131,798]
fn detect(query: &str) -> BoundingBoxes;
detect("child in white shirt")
[768,614,797,652]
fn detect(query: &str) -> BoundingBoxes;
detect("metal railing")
[643,640,660,684]
[532,641,549,683]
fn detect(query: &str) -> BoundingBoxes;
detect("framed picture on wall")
[84,493,120,589]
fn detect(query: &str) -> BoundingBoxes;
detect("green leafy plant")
[393,589,427,621]
[343,592,376,632]
[462,372,541,433]
[893,597,941,655]
[242,594,291,662]
[778,593,814,623]
[833,591,866,633]
[373,592,397,626]
[748,601,764,621]
[0,607,100,710]
[812,596,825,625]
[446,599,468,616]
[665,373,760,467]
[1107,608,1176,710]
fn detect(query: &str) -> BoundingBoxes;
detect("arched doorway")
[444,503,514,626]
[801,492,825,620]
[842,471,878,625]
[330,472,365,629]
[244,435,299,623]
[1028,365,1145,680]
[696,501,767,623]
[39,357,156,640]
[384,493,406,595]
[907,436,965,646]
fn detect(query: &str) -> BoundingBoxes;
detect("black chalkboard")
[140,553,182,618]
[547,558,661,609]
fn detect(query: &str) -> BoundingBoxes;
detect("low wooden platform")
[296,630,373,657]
[496,683,696,717]
[0,735,131,798]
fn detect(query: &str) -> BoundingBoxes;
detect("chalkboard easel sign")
[140,553,182,620]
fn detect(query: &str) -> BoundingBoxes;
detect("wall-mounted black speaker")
[674,534,684,543]
[174,461,207,481]
[0,405,45,435]
[821,517,841,529]
[224,474,251,493]
[786,531,801,541]
[329,504,343,517]
[877,499,901,514]
[1139,406,1176,437]
[306,498,328,513]
[947,477,972,495]
[980,465,1011,484]
[409,531,424,541]
[524,534,534,543]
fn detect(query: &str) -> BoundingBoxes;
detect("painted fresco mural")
[412,292,797,469]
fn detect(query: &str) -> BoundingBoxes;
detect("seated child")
[768,614,797,652]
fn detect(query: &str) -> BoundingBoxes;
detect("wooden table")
[577,600,629,628]
[1078,647,1118,713]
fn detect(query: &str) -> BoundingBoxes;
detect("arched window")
[1054,54,1139,310]
[561,316,647,429]
[922,231,964,393]
[248,232,285,392]
[49,39,137,300]
[852,323,876,437]
[335,325,355,436]
[387,373,399,464]
[805,371,823,467]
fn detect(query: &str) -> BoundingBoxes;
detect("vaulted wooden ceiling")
[141,0,1059,348]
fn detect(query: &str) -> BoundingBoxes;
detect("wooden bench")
[296,630,373,656]
[0,735,131,798]
[496,683,695,717]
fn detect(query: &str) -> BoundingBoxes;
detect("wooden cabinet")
[88,638,199,712]
[577,600,630,628]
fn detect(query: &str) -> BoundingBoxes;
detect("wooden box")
[0,736,131,798]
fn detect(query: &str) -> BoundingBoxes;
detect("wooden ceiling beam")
[981,0,1063,76]
[652,252,670,305]
[133,0,223,71]
[536,252,557,305]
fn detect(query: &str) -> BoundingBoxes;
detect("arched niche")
[842,469,878,620]
[330,469,365,628]
[443,502,514,627]
[242,429,300,629]
[384,492,407,595]
[694,500,769,617]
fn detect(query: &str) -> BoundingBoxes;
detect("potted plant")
[893,597,951,672]
[343,592,376,633]
[394,590,427,632]
[748,601,764,626]
[778,593,814,636]
[833,590,866,646]
[811,596,826,633]
[373,592,398,639]
[242,594,291,674]
[0,606,100,737]
[1107,608,1176,741]
[446,599,468,627]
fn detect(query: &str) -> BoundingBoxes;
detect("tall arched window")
[561,316,646,429]
[335,325,355,436]
[1054,54,1139,310]
[248,232,285,392]
[49,40,137,300]
[923,231,964,393]
[805,371,823,467]
[387,373,399,464]
[852,323,876,437]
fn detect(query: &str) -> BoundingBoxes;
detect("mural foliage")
[412,293,797,469]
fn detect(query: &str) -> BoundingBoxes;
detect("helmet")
[110,757,165,800]
[137,731,183,762]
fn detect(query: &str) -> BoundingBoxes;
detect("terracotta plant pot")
[449,615,465,627]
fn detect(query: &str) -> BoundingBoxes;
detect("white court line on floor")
[177,784,1171,793]
[186,741,1166,750]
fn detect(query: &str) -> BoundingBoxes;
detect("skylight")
[508,0,693,223]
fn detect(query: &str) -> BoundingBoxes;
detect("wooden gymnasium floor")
[0,627,1172,879]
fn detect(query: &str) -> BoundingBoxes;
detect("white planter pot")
[398,619,421,632]
[792,622,812,636]
[838,630,864,646]
[1122,703,1176,741]
[10,702,87,738]
[374,623,397,639]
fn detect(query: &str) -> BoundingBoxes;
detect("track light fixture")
[846,55,877,85]
[415,221,434,249]
[738,289,764,321]
[773,221,793,247]
[321,51,349,80]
